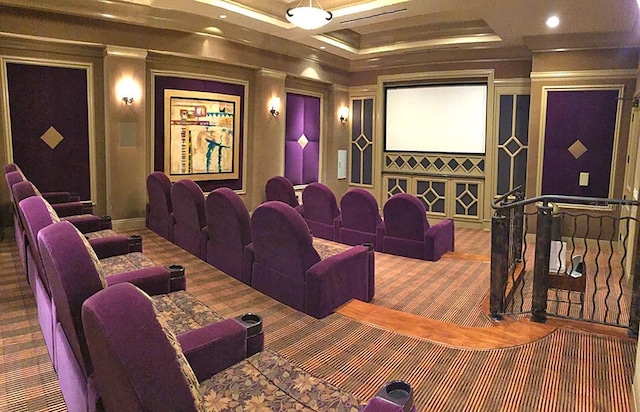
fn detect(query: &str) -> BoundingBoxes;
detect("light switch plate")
[579,172,589,187]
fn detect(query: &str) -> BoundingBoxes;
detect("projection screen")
[385,84,487,154]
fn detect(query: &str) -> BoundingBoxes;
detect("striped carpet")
[0,226,636,411]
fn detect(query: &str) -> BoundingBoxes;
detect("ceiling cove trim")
[105,46,148,59]
[531,69,637,81]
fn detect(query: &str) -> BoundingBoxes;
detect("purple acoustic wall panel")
[154,76,245,192]
[541,90,618,198]
[6,63,91,200]
[285,93,320,186]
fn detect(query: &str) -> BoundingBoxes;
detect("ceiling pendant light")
[286,0,333,30]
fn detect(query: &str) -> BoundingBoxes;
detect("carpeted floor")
[0,226,636,411]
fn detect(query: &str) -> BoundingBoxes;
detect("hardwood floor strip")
[336,299,555,349]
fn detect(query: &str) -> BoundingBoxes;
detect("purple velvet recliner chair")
[204,187,252,284]
[265,175,303,213]
[249,201,373,318]
[19,197,180,373]
[335,188,384,250]
[381,193,455,261]
[11,179,109,232]
[83,283,411,412]
[301,182,340,241]
[4,164,80,204]
[170,179,207,258]
[146,171,174,241]
[38,221,262,412]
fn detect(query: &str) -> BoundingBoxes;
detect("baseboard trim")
[111,217,146,231]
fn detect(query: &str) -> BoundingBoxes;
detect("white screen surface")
[385,84,487,153]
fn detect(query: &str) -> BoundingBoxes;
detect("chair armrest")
[52,202,84,217]
[306,245,370,318]
[89,235,131,258]
[105,266,171,296]
[295,204,304,217]
[375,221,385,252]
[242,243,255,285]
[424,219,455,261]
[62,214,102,233]
[41,191,73,204]
[178,319,247,382]
[333,215,342,243]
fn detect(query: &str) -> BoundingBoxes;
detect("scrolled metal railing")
[490,191,640,335]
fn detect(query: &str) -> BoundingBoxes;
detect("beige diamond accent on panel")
[297,134,308,149]
[40,126,64,149]
[567,139,588,160]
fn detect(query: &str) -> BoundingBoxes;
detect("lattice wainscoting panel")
[497,94,529,195]
[384,175,410,199]
[350,98,374,186]
[453,181,483,220]
[383,153,485,177]
[415,178,447,216]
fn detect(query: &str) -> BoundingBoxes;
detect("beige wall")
[0,6,639,232]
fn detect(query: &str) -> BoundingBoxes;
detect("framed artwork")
[164,89,240,181]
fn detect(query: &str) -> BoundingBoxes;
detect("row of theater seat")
[4,164,417,412]
[266,176,456,262]
[146,172,375,319]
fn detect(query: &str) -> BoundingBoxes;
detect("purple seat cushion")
[170,179,206,258]
[265,176,299,208]
[82,283,200,412]
[146,172,173,240]
[382,193,454,261]
[205,188,251,283]
[339,188,382,248]
[301,182,340,240]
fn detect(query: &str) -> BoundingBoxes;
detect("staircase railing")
[490,190,640,335]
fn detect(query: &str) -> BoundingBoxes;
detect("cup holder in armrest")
[99,215,112,229]
[165,264,186,291]
[167,264,185,277]
[363,242,374,251]
[128,234,143,252]
[375,380,414,412]
[234,313,263,337]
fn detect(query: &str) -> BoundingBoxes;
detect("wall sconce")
[270,97,281,116]
[338,106,349,124]
[116,77,140,106]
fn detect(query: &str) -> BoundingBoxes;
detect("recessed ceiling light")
[220,14,227,19]
[546,15,560,28]
[320,46,326,49]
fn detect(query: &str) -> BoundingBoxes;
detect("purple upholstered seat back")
[341,188,381,233]
[206,188,251,251]
[383,194,428,241]
[4,163,20,174]
[38,221,105,379]
[170,179,206,256]
[302,183,339,223]
[146,172,173,239]
[5,170,26,202]
[265,176,298,207]
[11,179,38,204]
[82,283,198,412]
[18,196,59,293]
[251,202,320,280]
[205,188,251,281]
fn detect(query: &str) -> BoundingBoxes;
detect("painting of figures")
[164,89,240,181]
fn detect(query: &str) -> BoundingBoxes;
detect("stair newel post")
[490,211,509,321]
[531,202,553,323]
